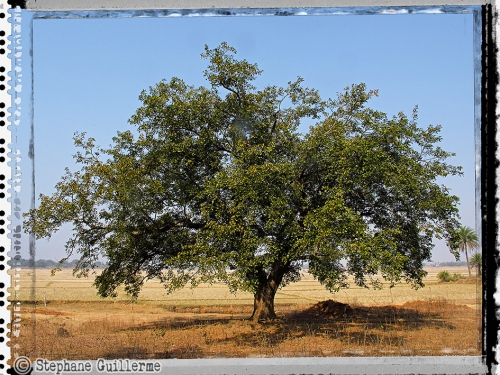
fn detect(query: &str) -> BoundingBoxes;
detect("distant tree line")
[426,261,468,267]
[8,258,108,268]
[9,257,466,269]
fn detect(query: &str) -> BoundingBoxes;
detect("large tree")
[24,43,462,321]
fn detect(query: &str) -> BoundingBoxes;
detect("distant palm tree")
[469,252,482,276]
[456,226,479,276]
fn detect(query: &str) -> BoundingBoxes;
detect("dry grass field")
[8,266,482,361]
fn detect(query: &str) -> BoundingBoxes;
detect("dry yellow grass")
[7,266,482,361]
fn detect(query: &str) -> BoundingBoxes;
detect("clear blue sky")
[17,9,476,263]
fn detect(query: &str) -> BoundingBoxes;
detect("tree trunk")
[250,263,288,322]
[465,246,471,276]
[251,282,278,321]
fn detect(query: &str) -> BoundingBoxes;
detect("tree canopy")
[24,43,462,321]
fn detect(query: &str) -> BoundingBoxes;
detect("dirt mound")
[311,300,352,317]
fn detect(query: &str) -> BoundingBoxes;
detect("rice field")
[9,266,480,307]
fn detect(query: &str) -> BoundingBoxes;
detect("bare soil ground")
[8,266,482,360]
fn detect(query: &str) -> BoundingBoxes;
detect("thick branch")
[131,218,205,236]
